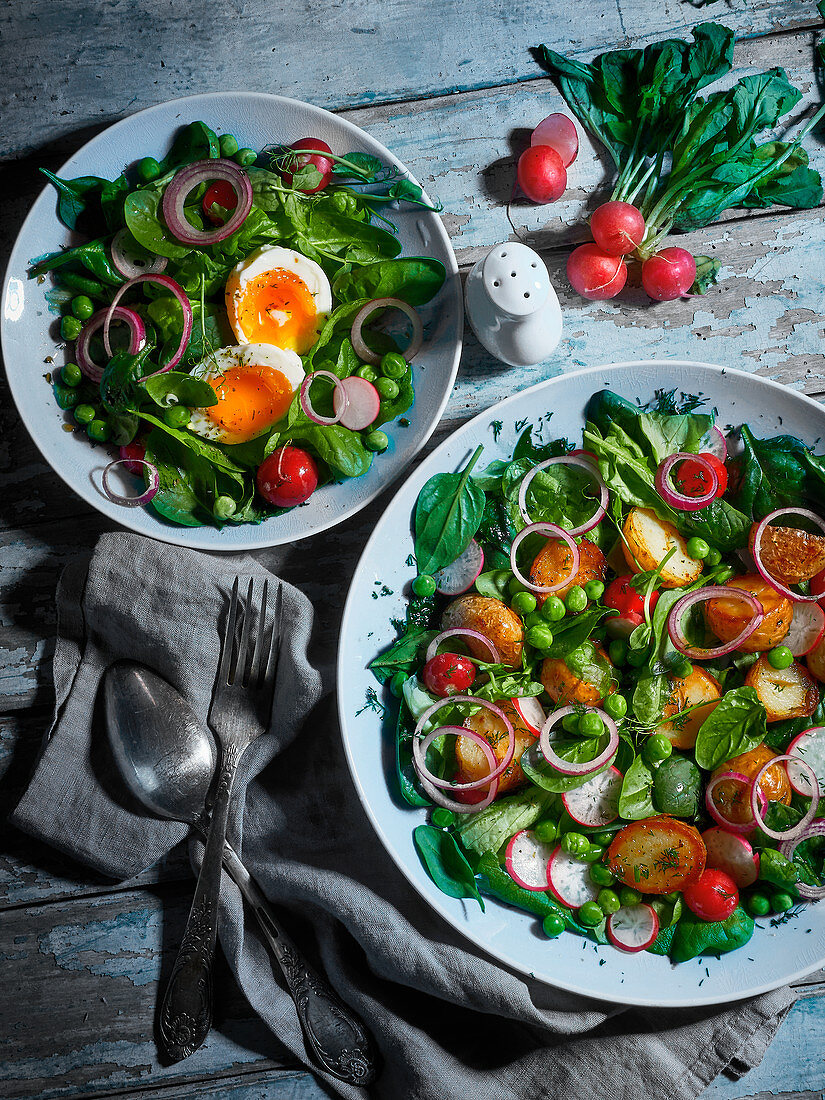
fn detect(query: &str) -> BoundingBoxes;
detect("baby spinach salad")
[370,389,825,961]
[32,122,446,527]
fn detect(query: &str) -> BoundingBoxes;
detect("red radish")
[567,244,627,300]
[811,568,825,605]
[701,827,760,888]
[512,695,546,735]
[641,247,697,301]
[590,201,646,256]
[562,765,623,827]
[505,830,555,891]
[784,600,825,656]
[606,904,659,953]
[530,113,579,167]
[433,540,484,595]
[517,145,567,204]
[787,726,825,797]
[605,610,644,638]
[333,375,381,431]
[547,845,600,908]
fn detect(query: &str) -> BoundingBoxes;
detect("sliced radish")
[562,765,623,827]
[605,611,644,638]
[504,830,554,891]
[334,375,380,430]
[811,568,825,605]
[530,113,579,167]
[704,426,728,462]
[512,695,546,735]
[701,827,760,888]
[788,726,825,796]
[606,904,659,953]
[547,845,600,908]
[434,540,484,596]
[784,601,825,656]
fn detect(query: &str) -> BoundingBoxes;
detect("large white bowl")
[1,92,462,550]
[339,360,825,1007]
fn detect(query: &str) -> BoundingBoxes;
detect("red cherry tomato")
[202,179,239,225]
[812,567,825,606]
[604,575,659,618]
[280,137,334,193]
[119,439,146,474]
[422,652,476,697]
[256,446,319,508]
[674,452,728,499]
[682,868,739,922]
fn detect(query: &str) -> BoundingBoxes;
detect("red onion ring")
[750,754,818,841]
[779,818,825,899]
[517,455,608,534]
[75,306,145,383]
[425,628,500,665]
[110,228,168,278]
[350,297,423,366]
[104,273,193,376]
[101,458,160,507]
[655,452,718,511]
[161,159,253,245]
[668,586,764,659]
[510,522,580,595]
[704,771,766,834]
[752,507,825,603]
[538,705,619,776]
[299,371,348,426]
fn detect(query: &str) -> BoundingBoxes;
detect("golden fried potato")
[622,507,703,588]
[807,632,825,683]
[608,817,706,894]
[709,744,792,827]
[441,595,523,668]
[655,665,721,749]
[704,574,792,653]
[540,643,613,707]
[454,700,536,799]
[530,536,606,603]
[749,524,825,585]
[744,655,819,723]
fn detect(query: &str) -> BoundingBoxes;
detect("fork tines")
[219,576,282,689]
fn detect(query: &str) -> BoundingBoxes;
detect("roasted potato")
[442,595,523,668]
[622,507,703,588]
[607,817,706,894]
[455,700,536,799]
[704,574,792,653]
[530,537,607,602]
[655,665,721,749]
[540,643,614,707]
[709,744,792,827]
[807,632,825,683]
[744,655,819,722]
[748,523,825,585]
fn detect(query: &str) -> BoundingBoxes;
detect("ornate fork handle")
[158,743,241,1062]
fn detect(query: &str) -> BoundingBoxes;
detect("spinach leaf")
[159,120,221,174]
[587,390,712,464]
[474,569,510,600]
[670,906,754,963]
[413,825,485,909]
[792,835,825,888]
[100,348,152,414]
[332,257,446,306]
[521,737,611,793]
[543,607,611,659]
[694,686,767,770]
[758,847,800,889]
[143,429,208,527]
[125,189,192,260]
[39,170,109,232]
[735,425,822,520]
[140,412,246,479]
[765,699,825,752]
[456,787,555,856]
[475,851,568,921]
[369,629,437,685]
[286,423,372,479]
[394,700,431,808]
[618,755,656,820]
[414,446,486,576]
[143,372,217,409]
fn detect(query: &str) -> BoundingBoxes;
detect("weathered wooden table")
[2,1,825,1096]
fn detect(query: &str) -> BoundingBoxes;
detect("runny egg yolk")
[232,268,320,354]
[206,363,294,442]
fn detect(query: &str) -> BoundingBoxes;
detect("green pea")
[60,315,83,341]
[541,596,566,622]
[686,536,710,559]
[365,430,389,453]
[213,495,236,519]
[234,147,258,167]
[597,888,621,915]
[375,377,399,401]
[579,712,604,737]
[747,893,770,917]
[580,844,605,863]
[562,713,581,734]
[412,573,436,597]
[534,819,558,843]
[61,362,83,387]
[508,577,529,597]
[771,892,794,913]
[512,591,537,616]
[381,351,408,379]
[163,405,191,429]
[74,403,96,425]
[390,671,407,698]
[431,807,455,828]
[643,734,673,765]
[526,624,554,650]
[767,645,793,671]
[543,913,565,938]
[71,294,95,321]
[219,133,239,157]
[355,364,378,382]
[589,829,617,846]
[608,638,628,666]
[578,901,604,926]
[53,383,79,410]
[137,156,161,182]
[584,579,605,600]
[561,832,588,857]
[590,863,615,887]
[619,887,643,907]
[565,586,588,613]
[603,693,627,720]
[705,547,722,567]
[626,647,648,668]
[87,418,110,443]
[524,611,544,630]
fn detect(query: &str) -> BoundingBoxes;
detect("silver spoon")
[104,660,376,1087]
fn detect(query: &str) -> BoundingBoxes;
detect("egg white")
[225,245,332,349]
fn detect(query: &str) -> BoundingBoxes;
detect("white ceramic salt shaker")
[464,241,562,367]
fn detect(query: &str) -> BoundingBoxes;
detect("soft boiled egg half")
[225,245,332,354]
[187,343,304,445]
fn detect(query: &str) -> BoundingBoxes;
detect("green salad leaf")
[414,825,485,909]
[414,446,486,576]
[693,686,767,770]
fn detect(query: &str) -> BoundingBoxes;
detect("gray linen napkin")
[11,532,797,1100]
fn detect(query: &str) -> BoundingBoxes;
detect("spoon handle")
[221,844,377,1086]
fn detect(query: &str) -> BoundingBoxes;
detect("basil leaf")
[694,686,767,770]
[413,825,485,909]
[414,446,486,575]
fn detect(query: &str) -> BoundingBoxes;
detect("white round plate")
[1,92,462,550]
[339,360,825,1007]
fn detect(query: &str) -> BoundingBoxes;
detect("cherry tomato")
[119,440,146,474]
[256,446,319,508]
[202,179,239,225]
[674,453,728,499]
[682,868,739,922]
[604,575,659,618]
[280,137,334,193]
[422,652,476,697]
[811,567,825,606]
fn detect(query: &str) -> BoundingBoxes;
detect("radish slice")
[517,455,608,534]
[562,765,623,827]
[705,770,766,834]
[510,522,580,594]
[750,754,818,841]
[433,540,484,596]
[530,113,578,167]
[784,601,825,656]
[787,726,825,797]
[334,375,380,430]
[547,845,600,908]
[779,818,825,899]
[511,695,546,735]
[606,905,660,953]
[702,827,760,888]
[704,426,728,462]
[505,830,554,891]
[605,610,644,638]
[425,627,499,664]
[539,705,619,776]
[752,507,825,603]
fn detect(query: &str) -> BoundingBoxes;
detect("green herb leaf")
[619,755,656,820]
[414,446,486,575]
[413,824,485,908]
[694,686,767,770]
[670,906,754,963]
